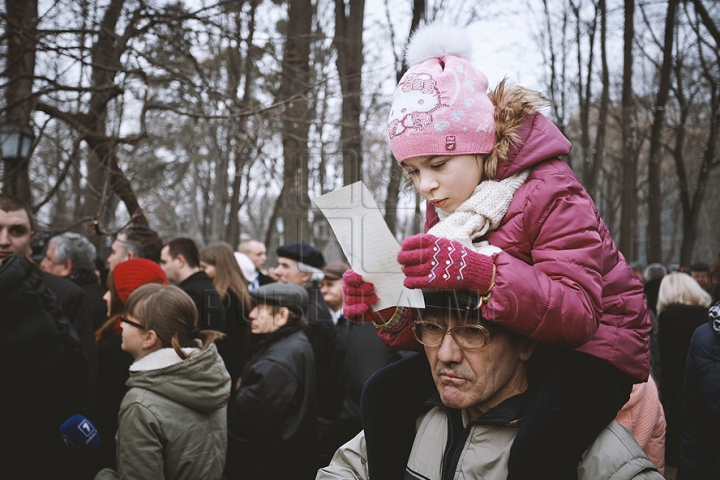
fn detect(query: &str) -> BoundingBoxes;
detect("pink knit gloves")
[398,234,495,294]
[342,270,399,324]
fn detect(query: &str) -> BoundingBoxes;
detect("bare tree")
[619,0,639,257]
[276,0,314,244]
[335,0,365,186]
[646,0,680,263]
[2,0,38,201]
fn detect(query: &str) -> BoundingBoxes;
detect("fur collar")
[130,346,201,372]
[485,81,550,179]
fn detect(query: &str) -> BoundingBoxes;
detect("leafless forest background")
[2,0,719,267]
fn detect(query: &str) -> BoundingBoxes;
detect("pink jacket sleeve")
[482,169,604,347]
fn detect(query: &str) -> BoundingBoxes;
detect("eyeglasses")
[412,321,493,349]
[120,316,146,330]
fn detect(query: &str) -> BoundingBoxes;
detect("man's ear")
[176,253,186,268]
[275,307,290,328]
[127,251,136,260]
[299,271,312,284]
[59,259,73,277]
[519,339,538,362]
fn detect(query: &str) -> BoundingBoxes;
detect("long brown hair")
[200,242,251,308]
[125,284,224,360]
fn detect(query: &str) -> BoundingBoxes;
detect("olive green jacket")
[96,344,230,480]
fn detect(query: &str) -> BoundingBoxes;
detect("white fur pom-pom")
[405,23,474,68]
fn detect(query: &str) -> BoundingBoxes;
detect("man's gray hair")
[298,261,325,282]
[50,232,96,274]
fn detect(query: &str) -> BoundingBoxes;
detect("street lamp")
[0,123,35,162]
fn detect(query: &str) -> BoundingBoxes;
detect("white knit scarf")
[428,169,531,251]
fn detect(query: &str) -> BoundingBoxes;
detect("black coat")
[218,289,251,387]
[257,270,273,286]
[316,318,404,465]
[95,331,133,469]
[42,270,98,415]
[303,283,336,420]
[0,255,88,477]
[179,271,226,332]
[227,326,317,480]
[658,303,709,465]
[71,271,107,331]
[678,305,720,479]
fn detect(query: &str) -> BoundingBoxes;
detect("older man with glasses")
[317,290,663,480]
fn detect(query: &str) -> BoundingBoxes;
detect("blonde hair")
[125,284,224,359]
[657,272,713,314]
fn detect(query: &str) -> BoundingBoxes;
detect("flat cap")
[420,290,483,313]
[322,261,350,281]
[250,282,309,313]
[276,242,325,270]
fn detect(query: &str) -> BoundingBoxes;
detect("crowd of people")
[2,21,720,480]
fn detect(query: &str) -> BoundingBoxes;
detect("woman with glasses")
[95,284,230,480]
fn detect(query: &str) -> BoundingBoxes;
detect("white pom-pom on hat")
[405,23,474,68]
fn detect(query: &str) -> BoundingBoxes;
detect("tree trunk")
[226,1,258,245]
[646,0,679,263]
[383,0,424,236]
[679,85,719,266]
[586,0,609,203]
[619,0,638,258]
[277,0,313,244]
[3,0,38,203]
[335,0,365,187]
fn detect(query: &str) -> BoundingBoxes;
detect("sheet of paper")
[312,182,425,310]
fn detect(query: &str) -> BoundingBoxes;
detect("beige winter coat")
[317,405,664,480]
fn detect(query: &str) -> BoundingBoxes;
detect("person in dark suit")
[160,238,226,333]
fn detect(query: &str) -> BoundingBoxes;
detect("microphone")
[60,414,100,451]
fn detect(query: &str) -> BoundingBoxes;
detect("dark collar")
[427,391,527,426]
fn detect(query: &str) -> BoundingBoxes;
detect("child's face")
[402,155,484,214]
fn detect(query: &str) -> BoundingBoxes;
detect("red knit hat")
[112,258,168,303]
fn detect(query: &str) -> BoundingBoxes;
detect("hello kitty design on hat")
[388,23,497,163]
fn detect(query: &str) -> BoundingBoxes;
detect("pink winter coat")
[381,85,651,381]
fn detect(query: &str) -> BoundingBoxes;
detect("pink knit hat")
[388,24,496,163]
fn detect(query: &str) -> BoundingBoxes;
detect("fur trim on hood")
[485,80,551,180]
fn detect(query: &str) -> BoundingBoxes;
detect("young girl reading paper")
[343,23,651,480]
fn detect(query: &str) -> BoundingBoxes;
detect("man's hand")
[398,234,495,293]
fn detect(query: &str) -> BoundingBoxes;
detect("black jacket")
[257,270,273,286]
[179,271,226,332]
[303,282,335,419]
[227,326,317,480]
[95,332,133,469]
[658,303,709,464]
[0,255,88,477]
[42,270,98,415]
[678,303,720,479]
[70,271,107,331]
[317,318,404,465]
[219,289,251,387]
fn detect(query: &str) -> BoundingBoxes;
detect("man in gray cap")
[226,282,318,480]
